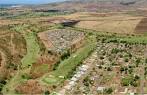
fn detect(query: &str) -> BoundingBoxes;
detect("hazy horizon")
[0,0,67,4]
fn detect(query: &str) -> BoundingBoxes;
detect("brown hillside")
[135,17,147,33]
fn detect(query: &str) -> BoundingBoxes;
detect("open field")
[68,12,143,34]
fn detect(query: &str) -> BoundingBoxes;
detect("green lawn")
[21,32,40,68]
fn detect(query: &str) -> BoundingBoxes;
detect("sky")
[0,0,67,4]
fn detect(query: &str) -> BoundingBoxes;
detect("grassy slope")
[21,32,40,67]
[41,36,96,85]
[2,27,40,94]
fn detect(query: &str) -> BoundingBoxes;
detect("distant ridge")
[0,4,21,8]
[41,0,147,12]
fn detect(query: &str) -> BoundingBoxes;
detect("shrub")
[98,65,102,69]
[100,56,104,60]
[121,75,140,87]
[124,58,129,62]
[111,62,117,66]
[111,48,123,54]
[128,68,133,74]
[134,75,140,80]
[121,77,130,86]
[136,58,141,64]
[61,50,70,60]
[145,59,147,64]
[44,91,50,95]
[0,83,3,91]
[21,74,31,79]
[55,24,64,29]
[107,67,112,71]
[53,61,60,70]
[0,80,6,85]
[119,54,123,58]
[120,67,125,73]
[130,81,138,87]
[104,87,113,94]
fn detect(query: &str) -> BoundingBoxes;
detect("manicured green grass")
[21,32,40,68]
[41,36,96,85]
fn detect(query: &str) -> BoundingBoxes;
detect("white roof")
[69,81,75,85]
[71,77,77,81]
[97,87,105,91]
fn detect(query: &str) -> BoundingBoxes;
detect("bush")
[55,24,65,29]
[21,73,31,79]
[111,48,120,54]
[120,67,125,73]
[0,80,6,85]
[121,75,140,87]
[61,50,70,60]
[130,81,138,87]
[121,77,130,86]
[53,61,60,70]
[136,58,141,64]
[119,54,123,58]
[104,87,113,94]
[128,68,133,74]
[124,58,129,62]
[98,65,102,69]
[107,67,112,71]
[44,91,50,95]
[111,62,117,66]
[100,56,104,60]
[145,59,147,64]
[134,75,140,80]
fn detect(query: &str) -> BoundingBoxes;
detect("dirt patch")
[15,80,44,94]
[135,17,147,33]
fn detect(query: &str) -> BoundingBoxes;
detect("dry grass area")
[0,19,23,25]
[69,12,143,34]
[57,12,144,34]
[135,17,147,33]
[0,25,26,81]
